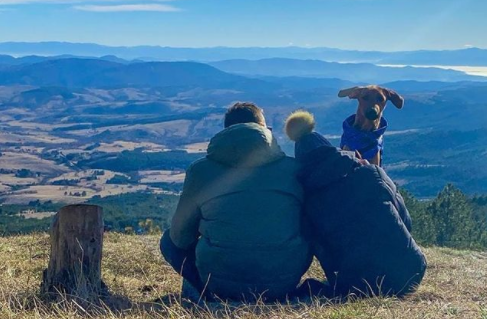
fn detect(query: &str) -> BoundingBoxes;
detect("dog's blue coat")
[340,114,388,164]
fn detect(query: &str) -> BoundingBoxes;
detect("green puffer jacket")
[170,123,311,300]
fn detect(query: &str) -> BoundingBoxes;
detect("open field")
[183,142,209,153]
[94,142,167,153]
[1,184,155,205]
[47,170,132,189]
[0,233,486,319]
[0,125,187,203]
[18,211,57,219]
[0,131,76,145]
[2,185,95,205]
[138,170,186,184]
[0,174,39,186]
[0,152,70,175]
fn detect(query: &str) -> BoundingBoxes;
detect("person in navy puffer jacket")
[285,110,427,298]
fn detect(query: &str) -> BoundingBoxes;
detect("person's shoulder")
[354,164,397,192]
[185,157,211,175]
[353,164,382,178]
[272,155,301,170]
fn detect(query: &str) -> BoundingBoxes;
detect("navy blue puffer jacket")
[298,144,427,297]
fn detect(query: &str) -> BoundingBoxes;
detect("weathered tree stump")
[40,204,107,301]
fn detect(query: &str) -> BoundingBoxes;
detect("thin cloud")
[0,0,173,5]
[73,4,180,12]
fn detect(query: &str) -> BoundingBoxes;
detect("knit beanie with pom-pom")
[284,110,332,160]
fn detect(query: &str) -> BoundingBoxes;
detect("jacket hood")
[298,145,361,190]
[207,123,285,167]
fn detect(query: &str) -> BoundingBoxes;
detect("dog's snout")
[365,108,380,120]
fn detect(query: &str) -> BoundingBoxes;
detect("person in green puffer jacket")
[160,102,311,301]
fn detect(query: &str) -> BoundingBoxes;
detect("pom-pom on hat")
[284,110,333,160]
[285,110,316,141]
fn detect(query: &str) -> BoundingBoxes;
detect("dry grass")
[183,142,209,154]
[0,152,70,175]
[94,142,166,153]
[3,182,153,205]
[0,131,76,145]
[138,170,186,184]
[0,233,486,319]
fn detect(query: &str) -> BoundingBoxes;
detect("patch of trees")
[52,179,80,186]
[86,192,179,232]
[1,185,486,251]
[84,143,101,151]
[15,169,39,178]
[0,200,63,234]
[54,108,220,131]
[401,184,487,250]
[0,192,178,235]
[106,174,134,185]
[40,149,72,166]
[386,128,487,197]
[63,191,87,197]
[0,215,51,234]
[79,150,203,172]
[145,182,183,193]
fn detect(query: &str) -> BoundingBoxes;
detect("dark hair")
[224,102,265,128]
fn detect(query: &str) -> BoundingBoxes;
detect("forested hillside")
[2,184,486,250]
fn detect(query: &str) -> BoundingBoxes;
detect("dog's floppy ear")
[338,86,364,99]
[383,88,404,109]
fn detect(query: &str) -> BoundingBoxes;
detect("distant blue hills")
[0,56,485,87]
[209,58,485,83]
[0,54,133,66]
[1,41,487,66]
[0,58,277,91]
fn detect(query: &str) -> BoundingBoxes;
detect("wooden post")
[41,204,107,300]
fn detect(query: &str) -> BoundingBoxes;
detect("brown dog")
[338,85,404,166]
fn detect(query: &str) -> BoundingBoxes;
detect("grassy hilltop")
[1,233,486,319]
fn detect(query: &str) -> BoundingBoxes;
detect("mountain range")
[1,42,487,65]
[209,58,484,83]
[0,58,276,91]
[0,57,484,89]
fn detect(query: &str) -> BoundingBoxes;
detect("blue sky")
[0,0,485,51]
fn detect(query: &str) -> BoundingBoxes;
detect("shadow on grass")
[6,290,135,316]
[150,290,344,318]
[5,289,435,318]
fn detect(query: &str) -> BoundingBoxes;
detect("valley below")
[0,52,485,233]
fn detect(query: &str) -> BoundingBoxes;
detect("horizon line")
[0,40,485,53]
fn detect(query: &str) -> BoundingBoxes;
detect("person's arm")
[382,169,413,232]
[170,165,201,249]
[395,191,412,232]
[376,166,413,232]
